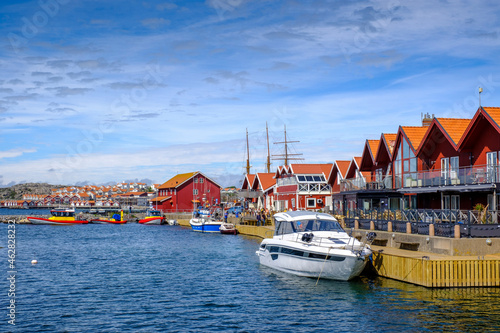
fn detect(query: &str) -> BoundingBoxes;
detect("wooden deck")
[371,245,500,287]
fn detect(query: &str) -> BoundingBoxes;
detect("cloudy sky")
[1,0,500,187]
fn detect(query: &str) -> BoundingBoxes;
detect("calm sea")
[1,223,500,332]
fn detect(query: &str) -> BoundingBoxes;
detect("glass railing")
[340,164,499,191]
[400,164,499,188]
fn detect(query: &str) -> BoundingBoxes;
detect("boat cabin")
[50,209,75,217]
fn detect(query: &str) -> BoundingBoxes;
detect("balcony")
[340,164,499,192]
[401,164,499,189]
[297,183,331,193]
[238,189,263,198]
[341,176,393,192]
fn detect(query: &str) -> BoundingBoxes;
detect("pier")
[178,215,500,288]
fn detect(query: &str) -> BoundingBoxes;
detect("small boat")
[138,210,165,225]
[27,208,88,225]
[256,210,375,281]
[90,211,127,224]
[220,222,238,235]
[189,208,223,232]
[168,219,178,225]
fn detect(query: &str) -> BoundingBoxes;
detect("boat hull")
[138,217,164,225]
[90,219,127,224]
[27,217,88,225]
[220,223,238,235]
[189,219,222,232]
[256,242,369,281]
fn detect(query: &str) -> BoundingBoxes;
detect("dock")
[185,216,500,288]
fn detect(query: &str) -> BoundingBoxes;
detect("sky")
[1,0,500,188]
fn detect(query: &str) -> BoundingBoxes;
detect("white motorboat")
[256,210,375,281]
[189,208,223,232]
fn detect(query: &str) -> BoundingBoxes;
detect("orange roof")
[150,196,172,202]
[335,160,351,178]
[367,140,379,160]
[435,118,470,145]
[289,164,333,176]
[401,126,428,151]
[255,173,276,191]
[158,172,197,189]
[382,133,397,155]
[483,107,500,128]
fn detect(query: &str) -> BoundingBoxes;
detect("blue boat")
[189,208,223,233]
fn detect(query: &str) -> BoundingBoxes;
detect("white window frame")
[306,198,316,208]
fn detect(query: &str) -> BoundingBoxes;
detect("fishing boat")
[256,211,375,281]
[189,208,223,232]
[220,222,238,235]
[90,211,127,224]
[27,208,88,225]
[138,210,165,225]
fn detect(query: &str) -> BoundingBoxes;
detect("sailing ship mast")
[246,128,251,175]
[272,125,303,166]
[266,122,271,173]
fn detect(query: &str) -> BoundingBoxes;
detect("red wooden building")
[274,163,333,211]
[151,171,222,213]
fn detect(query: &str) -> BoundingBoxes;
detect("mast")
[266,122,271,173]
[246,128,251,175]
[272,125,303,166]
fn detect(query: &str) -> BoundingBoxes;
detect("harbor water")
[2,223,500,332]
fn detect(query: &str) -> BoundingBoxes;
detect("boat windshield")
[149,210,161,216]
[51,210,74,217]
[275,219,343,235]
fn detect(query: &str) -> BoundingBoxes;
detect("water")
[1,223,500,332]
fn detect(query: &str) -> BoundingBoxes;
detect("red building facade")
[152,171,222,213]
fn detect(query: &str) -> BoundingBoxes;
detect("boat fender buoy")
[301,233,314,243]
[31,260,38,265]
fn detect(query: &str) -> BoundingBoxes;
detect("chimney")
[422,112,433,126]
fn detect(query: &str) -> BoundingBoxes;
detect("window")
[441,158,450,185]
[442,195,450,210]
[200,178,204,183]
[487,152,498,182]
[193,189,198,195]
[307,198,316,208]
[194,178,198,183]
[450,156,459,179]
[394,138,417,188]
[451,195,460,210]
[297,175,306,182]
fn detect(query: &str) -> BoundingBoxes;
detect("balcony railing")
[298,183,331,193]
[401,164,499,188]
[340,164,499,192]
[238,189,263,198]
[343,208,500,238]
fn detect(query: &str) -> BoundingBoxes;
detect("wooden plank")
[474,260,479,287]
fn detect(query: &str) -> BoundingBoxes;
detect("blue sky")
[1,0,500,187]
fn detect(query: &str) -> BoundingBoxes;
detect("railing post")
[429,223,435,237]
[454,224,461,239]
[387,221,392,232]
[354,217,359,230]
[406,222,412,234]
[370,220,375,230]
